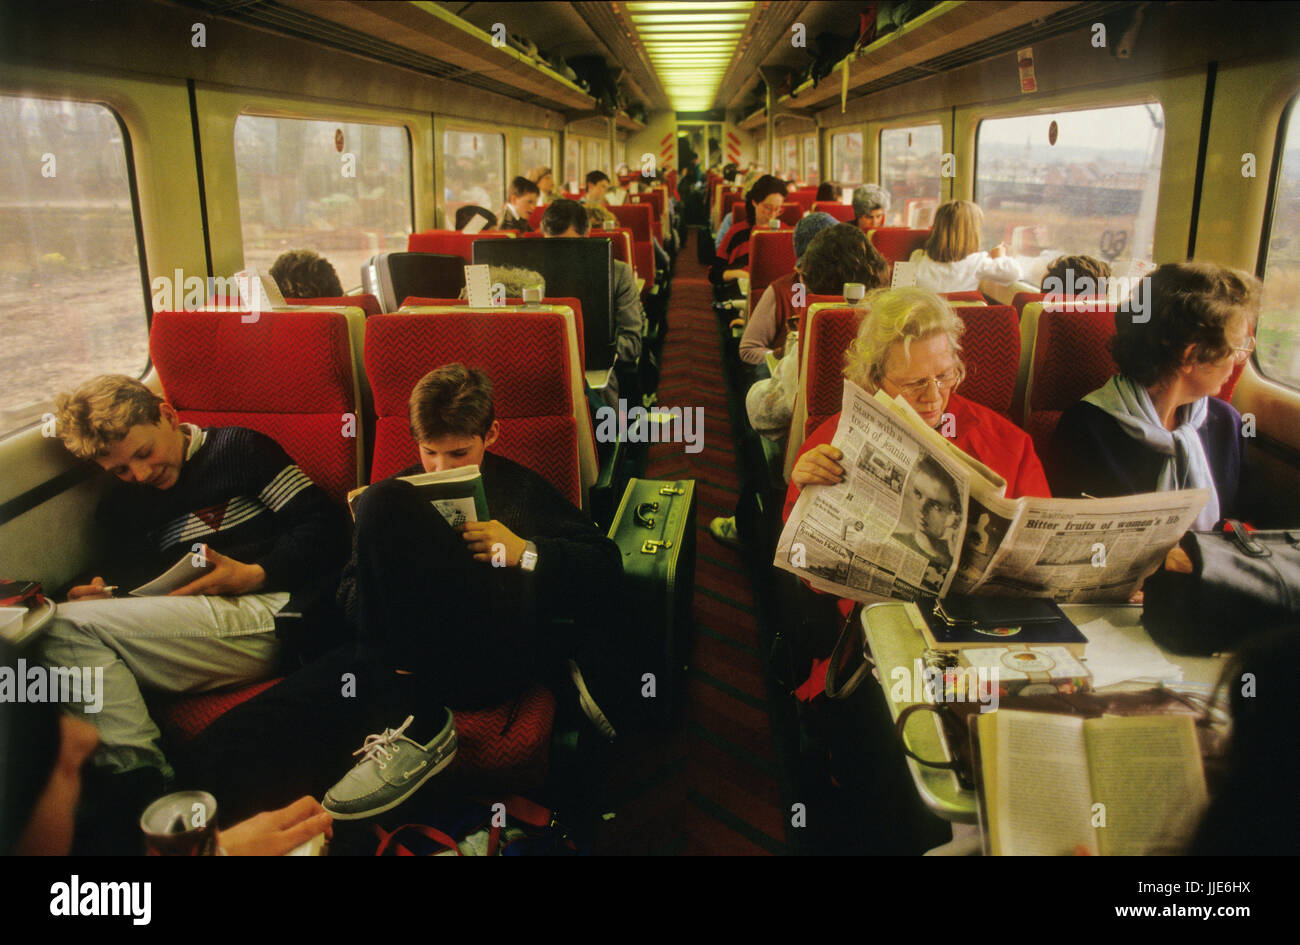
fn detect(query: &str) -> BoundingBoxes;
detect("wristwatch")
[520,540,539,573]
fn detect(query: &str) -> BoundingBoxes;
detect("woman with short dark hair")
[1045,261,1259,526]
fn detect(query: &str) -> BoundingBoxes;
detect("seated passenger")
[454,205,497,232]
[1040,253,1112,296]
[1044,261,1258,527]
[43,376,350,789]
[911,200,1021,293]
[786,287,1050,525]
[542,198,644,372]
[584,169,612,206]
[712,224,892,550]
[269,249,343,299]
[179,364,624,823]
[744,223,889,436]
[709,174,787,289]
[526,165,555,206]
[739,212,848,365]
[851,183,890,232]
[500,176,540,233]
[815,182,837,203]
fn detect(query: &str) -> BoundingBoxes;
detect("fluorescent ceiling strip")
[626,2,753,11]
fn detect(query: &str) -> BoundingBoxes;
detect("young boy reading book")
[178,363,625,822]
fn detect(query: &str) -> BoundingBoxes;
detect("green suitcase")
[607,478,697,726]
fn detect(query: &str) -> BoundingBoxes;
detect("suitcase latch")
[641,539,673,555]
[658,485,685,496]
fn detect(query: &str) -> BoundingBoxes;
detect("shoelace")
[353,715,415,770]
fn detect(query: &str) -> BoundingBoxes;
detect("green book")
[348,464,489,527]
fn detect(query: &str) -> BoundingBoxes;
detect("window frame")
[1253,92,1300,387]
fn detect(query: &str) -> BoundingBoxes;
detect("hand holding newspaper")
[774,382,1209,604]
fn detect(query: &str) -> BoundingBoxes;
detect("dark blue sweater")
[1044,396,1247,520]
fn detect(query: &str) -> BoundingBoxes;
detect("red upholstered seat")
[813,201,854,223]
[954,305,1020,418]
[528,205,546,230]
[631,189,663,225]
[1012,290,1045,316]
[399,297,588,368]
[449,684,555,789]
[777,203,804,227]
[149,309,363,506]
[787,190,817,211]
[153,678,283,743]
[1024,306,1120,456]
[407,229,513,262]
[364,311,581,506]
[867,227,931,264]
[287,294,383,317]
[941,290,985,304]
[802,306,867,439]
[749,229,797,298]
[608,204,656,284]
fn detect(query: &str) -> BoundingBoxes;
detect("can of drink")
[140,791,219,856]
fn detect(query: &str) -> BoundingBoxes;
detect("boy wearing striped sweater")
[44,375,350,782]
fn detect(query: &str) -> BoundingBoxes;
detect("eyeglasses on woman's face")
[886,368,964,398]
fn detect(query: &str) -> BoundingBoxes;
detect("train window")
[586,139,610,177]
[880,124,943,227]
[0,94,147,434]
[975,104,1165,286]
[831,130,863,185]
[803,135,819,186]
[235,116,412,292]
[1257,101,1300,389]
[442,128,504,225]
[757,138,767,171]
[520,135,552,177]
[781,136,799,180]
[564,137,580,190]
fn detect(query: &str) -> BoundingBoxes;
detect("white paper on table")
[464,264,493,307]
[1078,617,1183,689]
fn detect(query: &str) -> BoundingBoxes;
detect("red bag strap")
[373,823,464,856]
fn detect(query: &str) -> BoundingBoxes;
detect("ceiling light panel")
[625,0,755,112]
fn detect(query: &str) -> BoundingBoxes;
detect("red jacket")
[784,392,1050,522]
[782,392,1051,697]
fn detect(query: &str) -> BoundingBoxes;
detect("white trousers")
[38,592,287,777]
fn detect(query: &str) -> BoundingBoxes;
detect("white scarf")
[1082,375,1219,530]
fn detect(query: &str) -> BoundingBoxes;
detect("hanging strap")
[373,823,464,856]
[824,607,873,700]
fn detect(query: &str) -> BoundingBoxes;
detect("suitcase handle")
[635,502,659,528]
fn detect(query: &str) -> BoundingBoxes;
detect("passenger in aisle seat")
[270,249,344,299]
[709,173,787,289]
[910,200,1022,293]
[179,365,625,823]
[786,287,1050,522]
[43,376,350,789]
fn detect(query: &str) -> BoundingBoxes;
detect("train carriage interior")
[1,0,1299,875]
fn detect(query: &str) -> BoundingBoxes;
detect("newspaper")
[774,382,1209,604]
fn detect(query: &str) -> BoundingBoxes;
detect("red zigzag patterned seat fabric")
[450,684,555,788]
[364,311,581,505]
[867,227,932,264]
[804,307,867,439]
[1026,307,1120,456]
[152,678,283,743]
[150,310,360,506]
[955,305,1020,418]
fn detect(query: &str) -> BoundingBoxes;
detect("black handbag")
[1143,521,1300,656]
